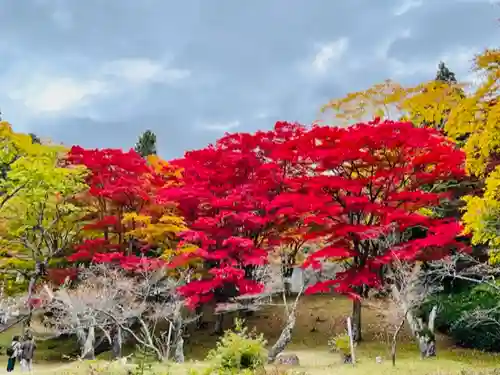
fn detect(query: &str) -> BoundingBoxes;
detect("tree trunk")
[352,298,362,342]
[195,305,205,329]
[417,306,437,359]
[25,275,37,330]
[391,340,396,367]
[172,318,184,363]
[81,326,96,360]
[267,311,297,363]
[111,325,122,359]
[213,313,224,335]
[391,318,406,367]
[391,283,437,359]
[23,260,46,333]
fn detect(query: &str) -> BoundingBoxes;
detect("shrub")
[205,318,267,374]
[424,283,500,351]
[327,333,351,355]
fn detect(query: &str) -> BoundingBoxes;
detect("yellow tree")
[451,50,500,253]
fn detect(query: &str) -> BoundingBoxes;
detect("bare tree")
[0,288,27,332]
[254,263,305,364]
[370,256,441,365]
[427,253,500,292]
[44,266,136,359]
[364,223,441,360]
[44,264,194,362]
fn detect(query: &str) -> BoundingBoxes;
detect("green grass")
[16,348,500,375]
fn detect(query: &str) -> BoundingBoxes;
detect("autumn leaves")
[0,50,496,338]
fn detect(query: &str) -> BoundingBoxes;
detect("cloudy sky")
[0,0,498,159]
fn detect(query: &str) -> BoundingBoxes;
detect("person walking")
[6,335,21,372]
[20,334,36,373]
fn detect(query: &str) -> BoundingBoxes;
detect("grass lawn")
[0,295,499,374]
[11,347,499,375]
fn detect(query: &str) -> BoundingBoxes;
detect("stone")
[275,353,300,366]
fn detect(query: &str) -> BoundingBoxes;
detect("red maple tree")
[65,147,168,271]
[271,118,468,340]
[61,118,466,343]
[158,122,311,310]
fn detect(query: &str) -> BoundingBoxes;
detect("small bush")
[327,333,351,355]
[205,318,267,374]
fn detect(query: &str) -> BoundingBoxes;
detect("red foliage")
[158,122,311,308]
[159,119,467,307]
[65,147,167,271]
[67,146,153,206]
[63,119,468,310]
[276,119,468,296]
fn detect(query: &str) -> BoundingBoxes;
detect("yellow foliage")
[146,154,183,180]
[321,79,464,129]
[321,80,406,125]
[121,155,192,265]
[0,121,83,210]
[162,243,199,263]
[417,207,437,218]
[123,212,187,246]
[453,49,500,249]
[462,166,500,248]
[122,212,152,226]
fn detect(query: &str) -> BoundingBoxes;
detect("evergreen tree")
[29,133,41,144]
[134,130,157,157]
[431,62,464,132]
[435,61,457,84]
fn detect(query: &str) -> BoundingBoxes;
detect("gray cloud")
[0,0,498,159]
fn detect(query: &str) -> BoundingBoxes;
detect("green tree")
[135,130,157,157]
[0,121,61,210]
[435,61,457,84]
[0,122,88,327]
